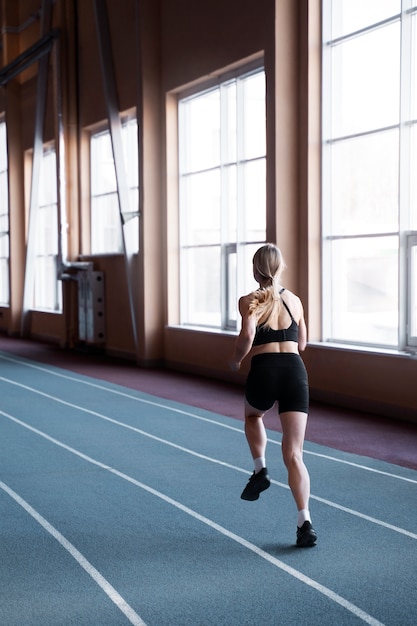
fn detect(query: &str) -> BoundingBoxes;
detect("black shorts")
[245,353,309,414]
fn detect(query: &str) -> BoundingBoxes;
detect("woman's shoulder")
[239,289,263,314]
[282,287,300,300]
[239,291,256,308]
[280,288,304,315]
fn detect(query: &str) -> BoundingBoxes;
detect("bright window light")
[178,66,266,330]
[90,117,139,254]
[0,119,9,305]
[33,147,62,312]
[322,1,417,350]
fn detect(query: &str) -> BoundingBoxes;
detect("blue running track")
[0,351,416,625]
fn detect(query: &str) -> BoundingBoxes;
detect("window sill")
[30,309,63,315]
[167,324,237,337]
[307,341,417,359]
[166,329,417,358]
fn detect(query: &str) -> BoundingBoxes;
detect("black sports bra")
[252,288,299,346]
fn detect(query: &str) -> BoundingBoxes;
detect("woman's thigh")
[279,411,308,455]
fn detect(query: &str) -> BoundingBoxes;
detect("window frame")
[321,1,417,352]
[30,145,63,313]
[89,114,139,255]
[407,232,417,348]
[0,116,9,306]
[177,60,267,332]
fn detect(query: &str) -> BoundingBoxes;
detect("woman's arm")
[230,295,257,370]
[298,300,307,352]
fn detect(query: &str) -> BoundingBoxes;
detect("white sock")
[297,509,311,527]
[254,457,266,474]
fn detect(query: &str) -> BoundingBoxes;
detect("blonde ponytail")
[249,244,286,328]
[249,286,280,328]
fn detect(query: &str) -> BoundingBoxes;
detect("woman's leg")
[244,399,267,461]
[240,400,271,501]
[279,410,317,546]
[279,410,310,511]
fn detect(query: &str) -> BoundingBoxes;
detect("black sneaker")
[296,521,317,547]
[240,468,271,501]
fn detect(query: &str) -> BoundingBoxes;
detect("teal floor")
[0,350,416,625]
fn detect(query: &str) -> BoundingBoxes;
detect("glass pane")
[226,247,237,327]
[123,188,139,253]
[243,243,264,294]
[128,185,139,217]
[39,151,57,206]
[182,246,221,327]
[328,236,398,346]
[37,205,58,254]
[242,72,266,160]
[31,148,61,312]
[33,256,61,311]
[330,130,399,235]
[0,171,8,219]
[181,89,220,172]
[243,159,266,239]
[178,68,266,330]
[33,257,47,309]
[91,123,139,254]
[91,132,117,194]
[330,0,400,39]
[224,82,237,163]
[411,125,417,229]
[410,245,417,338]
[0,232,9,256]
[412,14,417,121]
[123,119,139,188]
[0,215,8,235]
[0,122,9,306]
[91,194,122,253]
[224,165,237,243]
[0,121,7,171]
[332,22,400,137]
[0,258,9,305]
[182,170,221,245]
[123,214,139,255]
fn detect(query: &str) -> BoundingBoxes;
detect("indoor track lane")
[0,351,416,625]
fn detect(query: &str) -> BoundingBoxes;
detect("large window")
[33,147,62,311]
[0,119,9,305]
[178,65,266,330]
[90,116,139,254]
[322,1,417,350]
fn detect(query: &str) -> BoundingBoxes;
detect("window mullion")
[0,119,9,306]
[220,83,228,329]
[407,233,417,347]
[235,76,246,311]
[321,7,333,341]
[399,0,413,348]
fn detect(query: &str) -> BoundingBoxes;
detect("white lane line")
[300,450,417,483]
[0,480,146,626]
[2,397,416,541]
[0,384,416,541]
[0,412,385,626]
[0,358,415,485]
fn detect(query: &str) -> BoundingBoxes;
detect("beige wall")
[304,345,417,422]
[160,0,274,91]
[0,0,415,421]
